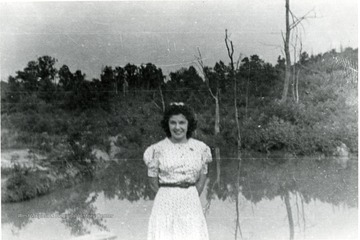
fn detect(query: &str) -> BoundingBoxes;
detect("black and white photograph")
[0,1,358,240]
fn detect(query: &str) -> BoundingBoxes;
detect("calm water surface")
[2,152,358,240]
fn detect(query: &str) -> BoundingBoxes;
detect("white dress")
[143,138,212,240]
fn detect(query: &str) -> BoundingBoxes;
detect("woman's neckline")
[167,137,192,145]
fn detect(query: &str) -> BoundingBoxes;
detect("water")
[2,152,358,240]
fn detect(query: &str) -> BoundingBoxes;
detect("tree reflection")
[2,157,151,235]
[207,153,357,206]
[283,190,294,240]
[95,159,153,201]
[234,156,242,240]
[2,182,108,236]
[57,191,108,236]
[205,151,357,240]
[2,151,357,239]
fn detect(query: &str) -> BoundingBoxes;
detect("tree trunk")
[284,191,295,240]
[234,158,242,239]
[159,85,165,112]
[214,95,221,187]
[234,69,241,153]
[195,48,222,190]
[295,69,300,103]
[225,29,241,152]
[195,48,221,137]
[281,0,292,103]
[292,65,296,102]
[214,96,220,135]
[123,79,128,97]
[214,147,221,186]
[225,29,242,183]
[245,66,250,119]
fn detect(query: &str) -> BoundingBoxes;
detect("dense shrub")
[3,165,52,202]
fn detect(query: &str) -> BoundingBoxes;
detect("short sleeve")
[201,145,212,174]
[143,145,159,177]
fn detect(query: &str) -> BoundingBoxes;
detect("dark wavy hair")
[161,103,197,139]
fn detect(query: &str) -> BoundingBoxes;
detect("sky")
[0,0,358,80]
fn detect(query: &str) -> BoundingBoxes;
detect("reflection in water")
[204,147,221,215]
[2,158,152,238]
[234,154,242,240]
[284,191,294,240]
[2,151,358,240]
[2,182,108,236]
[94,160,153,201]
[206,151,357,239]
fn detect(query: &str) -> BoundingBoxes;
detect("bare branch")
[152,100,162,111]
[289,8,316,30]
[158,85,165,112]
[195,47,205,68]
[225,29,235,71]
[281,30,286,44]
[195,47,217,100]
[236,53,243,70]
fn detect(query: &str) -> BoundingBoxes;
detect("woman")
[143,102,212,240]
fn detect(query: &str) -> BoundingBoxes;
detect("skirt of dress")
[147,186,209,240]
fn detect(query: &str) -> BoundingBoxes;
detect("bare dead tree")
[195,48,220,135]
[295,41,302,103]
[225,29,242,153]
[195,48,221,192]
[291,36,297,102]
[225,29,244,239]
[151,85,165,113]
[280,0,292,103]
[245,63,250,119]
[291,31,302,103]
[123,78,128,97]
[281,0,315,103]
[159,85,165,112]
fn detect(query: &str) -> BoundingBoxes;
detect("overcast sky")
[0,0,357,80]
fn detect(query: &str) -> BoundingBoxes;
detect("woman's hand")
[196,173,207,196]
[148,177,159,193]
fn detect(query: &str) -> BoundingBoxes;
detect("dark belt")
[159,182,196,188]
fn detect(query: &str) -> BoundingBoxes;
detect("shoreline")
[1,148,114,203]
[2,146,355,204]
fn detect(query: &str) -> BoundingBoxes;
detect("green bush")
[259,116,297,152]
[4,165,52,202]
[240,118,262,150]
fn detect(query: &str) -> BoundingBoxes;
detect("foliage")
[3,165,52,202]
[1,48,358,163]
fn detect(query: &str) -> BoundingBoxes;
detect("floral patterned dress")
[143,137,212,240]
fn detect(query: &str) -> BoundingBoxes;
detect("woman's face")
[169,114,188,143]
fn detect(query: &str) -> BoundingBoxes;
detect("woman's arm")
[148,177,159,193]
[196,173,207,196]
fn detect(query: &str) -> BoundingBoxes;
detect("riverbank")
[2,149,83,203]
[1,140,122,203]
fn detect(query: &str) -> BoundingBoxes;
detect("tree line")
[4,47,356,111]
[3,53,287,111]
[1,47,358,155]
